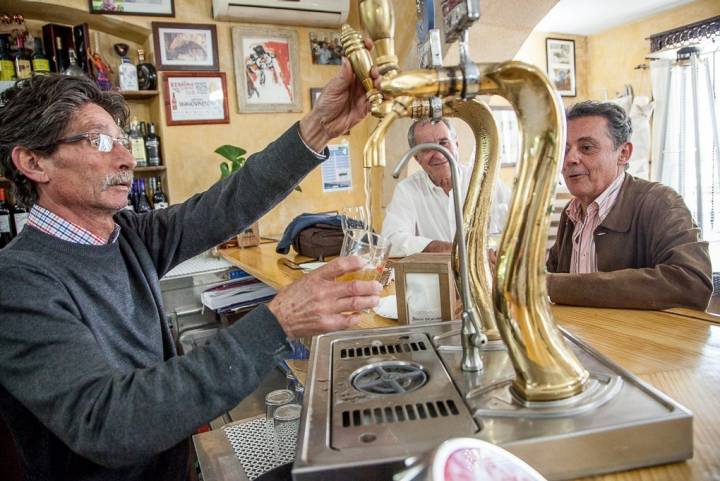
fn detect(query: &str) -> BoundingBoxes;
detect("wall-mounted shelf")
[121,90,159,101]
[135,166,166,174]
[0,0,151,44]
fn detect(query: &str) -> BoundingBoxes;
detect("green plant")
[215,144,301,191]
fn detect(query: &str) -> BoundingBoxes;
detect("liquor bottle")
[129,117,147,167]
[145,122,161,166]
[0,38,16,81]
[14,34,32,80]
[53,36,67,73]
[62,48,85,77]
[11,202,28,237]
[118,56,139,91]
[152,177,168,209]
[31,38,50,75]
[136,49,157,90]
[0,188,13,248]
[135,179,151,213]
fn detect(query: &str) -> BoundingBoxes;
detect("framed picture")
[545,38,576,97]
[152,22,218,71]
[89,0,174,16]
[162,72,229,126]
[310,88,322,109]
[309,31,342,65]
[232,26,302,113]
[491,106,520,167]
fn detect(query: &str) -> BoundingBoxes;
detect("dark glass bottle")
[0,38,16,81]
[136,49,157,90]
[63,48,85,77]
[135,179,151,213]
[145,122,161,166]
[11,202,28,237]
[14,34,32,80]
[152,177,168,210]
[31,38,50,75]
[0,188,13,248]
[53,36,67,73]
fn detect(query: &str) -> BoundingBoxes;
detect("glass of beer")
[336,230,391,285]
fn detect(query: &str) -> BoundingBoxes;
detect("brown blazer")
[547,174,712,310]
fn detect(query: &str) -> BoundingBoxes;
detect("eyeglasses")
[56,132,132,153]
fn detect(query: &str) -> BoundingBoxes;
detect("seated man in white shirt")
[381,118,510,257]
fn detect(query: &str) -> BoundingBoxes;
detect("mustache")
[101,171,134,190]
[564,168,588,176]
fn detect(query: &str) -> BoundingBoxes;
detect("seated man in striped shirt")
[546,101,712,310]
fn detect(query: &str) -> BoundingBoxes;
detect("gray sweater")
[0,123,323,481]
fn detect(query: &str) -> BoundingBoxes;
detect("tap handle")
[359,0,399,77]
[340,25,382,113]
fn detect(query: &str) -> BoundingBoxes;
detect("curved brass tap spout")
[482,61,589,401]
[443,98,502,342]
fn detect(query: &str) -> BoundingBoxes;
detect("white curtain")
[651,51,720,243]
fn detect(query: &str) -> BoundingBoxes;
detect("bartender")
[0,55,379,480]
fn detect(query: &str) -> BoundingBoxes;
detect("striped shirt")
[566,173,625,274]
[27,204,120,245]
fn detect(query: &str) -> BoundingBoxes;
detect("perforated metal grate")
[224,417,297,480]
[339,340,427,359]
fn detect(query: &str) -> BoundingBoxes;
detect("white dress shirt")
[381,163,511,257]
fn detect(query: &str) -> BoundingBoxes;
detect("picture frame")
[310,88,322,109]
[232,26,302,113]
[491,106,520,167]
[162,72,229,126]
[545,38,576,97]
[309,31,342,65]
[152,22,218,71]
[89,0,174,17]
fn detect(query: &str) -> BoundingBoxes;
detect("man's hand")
[267,256,382,338]
[299,40,378,152]
[423,240,453,253]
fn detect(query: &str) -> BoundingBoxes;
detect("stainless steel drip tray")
[293,321,692,481]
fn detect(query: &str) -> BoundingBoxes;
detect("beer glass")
[337,231,391,284]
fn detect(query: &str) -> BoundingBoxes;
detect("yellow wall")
[587,0,720,100]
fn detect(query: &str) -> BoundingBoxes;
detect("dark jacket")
[547,174,712,310]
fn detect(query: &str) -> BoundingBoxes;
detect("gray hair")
[0,75,130,208]
[566,100,632,150]
[407,118,458,149]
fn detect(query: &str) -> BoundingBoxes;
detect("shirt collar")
[566,172,626,224]
[27,204,121,245]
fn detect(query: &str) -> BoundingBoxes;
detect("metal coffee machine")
[293,1,692,480]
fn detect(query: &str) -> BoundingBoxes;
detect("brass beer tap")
[344,0,588,398]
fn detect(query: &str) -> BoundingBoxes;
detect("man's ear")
[617,141,633,167]
[11,146,49,184]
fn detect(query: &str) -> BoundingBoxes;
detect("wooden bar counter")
[219,243,720,481]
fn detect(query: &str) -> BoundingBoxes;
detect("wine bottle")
[118,55,139,91]
[53,36,67,73]
[146,122,161,167]
[135,179,151,213]
[0,188,13,248]
[31,38,50,75]
[14,34,32,80]
[152,177,168,210]
[136,49,157,90]
[0,38,16,81]
[62,48,85,77]
[129,117,147,167]
[11,202,28,237]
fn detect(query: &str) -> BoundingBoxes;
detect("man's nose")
[115,144,137,170]
[563,146,580,166]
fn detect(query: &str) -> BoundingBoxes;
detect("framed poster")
[545,38,576,97]
[310,88,322,109]
[232,26,302,113]
[89,0,174,16]
[162,72,229,126]
[491,106,520,167]
[153,22,219,71]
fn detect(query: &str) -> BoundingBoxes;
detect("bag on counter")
[291,223,344,260]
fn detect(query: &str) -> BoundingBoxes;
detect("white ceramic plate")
[373,295,398,319]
